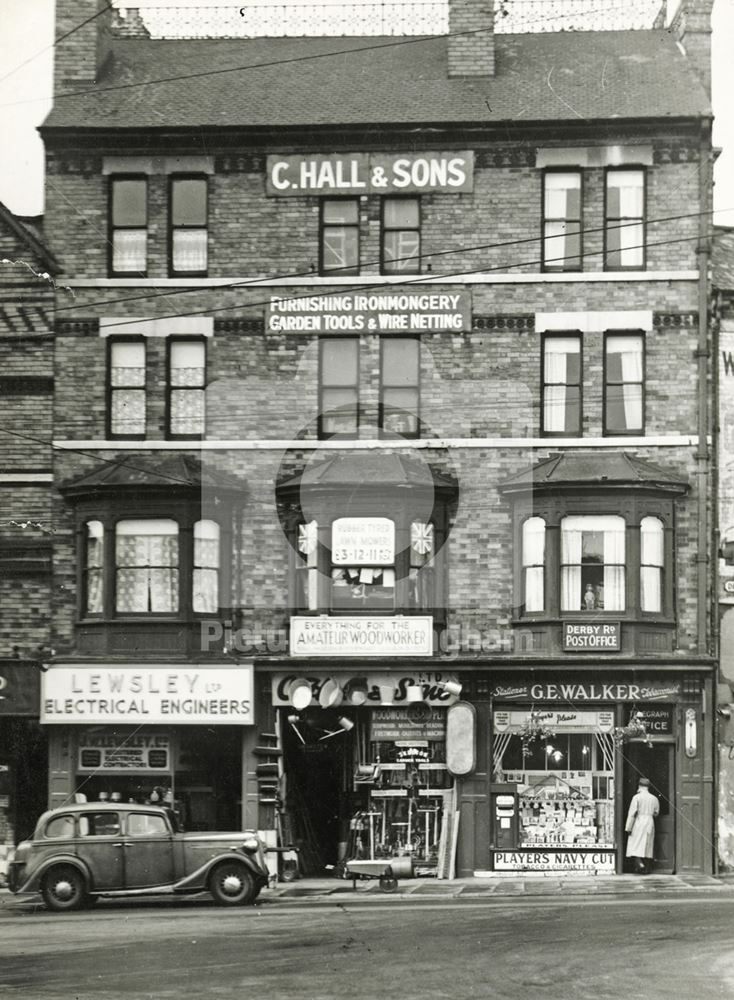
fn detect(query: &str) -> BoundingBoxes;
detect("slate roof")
[498,452,689,493]
[0,201,59,274]
[42,29,710,131]
[60,455,246,494]
[714,227,734,292]
[277,453,456,491]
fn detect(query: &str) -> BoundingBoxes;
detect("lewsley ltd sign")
[41,665,254,725]
[290,616,433,656]
[492,680,682,702]
[563,622,620,651]
[266,151,474,196]
[266,291,471,333]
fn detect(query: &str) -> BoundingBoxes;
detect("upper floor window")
[640,516,664,613]
[542,334,581,435]
[110,177,147,276]
[170,177,208,276]
[193,519,220,613]
[319,338,359,438]
[560,515,625,612]
[381,197,420,275]
[84,520,104,615]
[605,169,644,270]
[380,337,420,437]
[115,518,179,614]
[320,199,359,275]
[542,171,581,271]
[522,517,546,612]
[108,338,146,438]
[604,333,644,435]
[168,338,206,438]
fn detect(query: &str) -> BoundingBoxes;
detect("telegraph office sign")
[266,151,475,195]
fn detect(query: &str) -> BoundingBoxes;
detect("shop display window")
[493,710,616,850]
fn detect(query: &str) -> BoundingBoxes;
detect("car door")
[123,811,175,888]
[77,811,124,889]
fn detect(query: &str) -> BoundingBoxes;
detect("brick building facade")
[13,0,717,878]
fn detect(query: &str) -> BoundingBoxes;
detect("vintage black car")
[8,803,270,911]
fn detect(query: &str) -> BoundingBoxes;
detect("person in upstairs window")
[625,777,660,874]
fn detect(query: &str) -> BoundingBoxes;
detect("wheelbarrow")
[344,856,413,892]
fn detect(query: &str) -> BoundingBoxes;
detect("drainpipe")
[713,284,722,875]
[696,119,713,656]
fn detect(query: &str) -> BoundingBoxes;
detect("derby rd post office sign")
[41,665,254,725]
[266,151,474,195]
[563,622,620,651]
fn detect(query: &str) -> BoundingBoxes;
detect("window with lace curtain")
[110,176,147,276]
[109,339,146,438]
[167,338,206,438]
[193,519,219,613]
[605,168,645,270]
[561,515,626,612]
[84,520,104,615]
[169,176,208,276]
[115,519,179,613]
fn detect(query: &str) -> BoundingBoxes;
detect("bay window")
[560,515,625,612]
[193,519,220,613]
[640,516,664,613]
[115,519,179,613]
[522,517,545,612]
[84,520,104,615]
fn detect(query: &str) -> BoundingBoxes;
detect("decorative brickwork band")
[55,320,100,337]
[473,314,534,332]
[0,306,53,334]
[475,148,536,168]
[214,318,265,334]
[653,312,698,329]
[214,155,265,174]
[47,153,103,176]
[653,144,700,164]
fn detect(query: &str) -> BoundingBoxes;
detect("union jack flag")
[411,521,433,555]
[298,520,318,555]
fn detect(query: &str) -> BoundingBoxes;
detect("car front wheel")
[41,865,87,912]
[208,862,256,906]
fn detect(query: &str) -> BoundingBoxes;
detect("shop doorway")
[281,708,356,872]
[622,741,675,873]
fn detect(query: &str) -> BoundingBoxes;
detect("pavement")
[261,870,734,901]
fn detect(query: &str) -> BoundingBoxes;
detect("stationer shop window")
[522,516,546,612]
[640,516,664,613]
[167,338,206,438]
[110,177,147,275]
[604,333,644,434]
[542,171,581,271]
[320,199,359,275]
[115,519,179,613]
[319,337,359,437]
[381,197,421,274]
[169,177,208,276]
[193,519,220,613]
[380,337,420,437]
[560,515,625,612]
[108,338,146,438]
[541,334,581,435]
[605,169,645,270]
[84,520,104,615]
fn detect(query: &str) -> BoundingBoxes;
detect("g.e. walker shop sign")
[290,616,433,656]
[266,291,471,333]
[491,680,682,702]
[266,151,474,196]
[41,665,254,725]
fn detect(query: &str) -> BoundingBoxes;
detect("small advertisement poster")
[289,616,433,656]
[78,734,171,773]
[332,517,395,565]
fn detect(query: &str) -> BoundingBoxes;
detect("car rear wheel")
[209,862,256,906]
[41,865,87,912]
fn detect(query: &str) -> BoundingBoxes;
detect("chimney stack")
[447,0,495,78]
[670,0,713,99]
[53,0,113,94]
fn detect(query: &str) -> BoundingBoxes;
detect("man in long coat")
[625,777,660,874]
